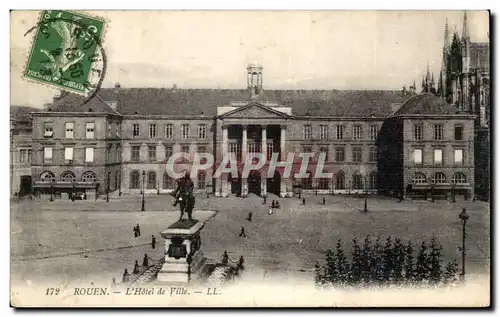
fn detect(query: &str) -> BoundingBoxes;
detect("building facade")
[379,94,475,198]
[22,62,475,200]
[10,106,37,196]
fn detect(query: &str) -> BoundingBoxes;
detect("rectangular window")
[319,146,329,161]
[65,122,74,139]
[319,125,328,140]
[414,124,423,140]
[413,149,423,165]
[107,124,112,137]
[181,145,190,153]
[149,124,157,138]
[369,125,378,140]
[27,149,32,163]
[19,149,26,162]
[434,149,443,165]
[369,147,378,162]
[198,124,206,139]
[455,125,463,140]
[44,122,53,138]
[434,124,443,140]
[181,124,190,139]
[303,146,312,153]
[131,146,140,161]
[336,125,345,140]
[85,148,94,163]
[454,149,463,165]
[148,146,156,161]
[44,147,53,162]
[165,124,173,138]
[229,143,241,161]
[86,122,95,139]
[64,147,74,162]
[165,145,173,159]
[116,122,121,137]
[132,124,140,137]
[353,125,362,140]
[352,147,362,162]
[335,147,345,162]
[303,125,312,140]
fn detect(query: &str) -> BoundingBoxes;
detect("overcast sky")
[10,10,489,108]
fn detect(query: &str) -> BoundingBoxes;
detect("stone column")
[241,125,248,197]
[280,125,287,197]
[242,125,248,163]
[261,125,267,163]
[221,125,229,197]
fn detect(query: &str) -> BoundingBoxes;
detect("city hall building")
[27,61,477,199]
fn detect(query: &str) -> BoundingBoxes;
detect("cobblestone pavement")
[10,193,490,289]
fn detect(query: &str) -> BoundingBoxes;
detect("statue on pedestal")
[172,174,195,221]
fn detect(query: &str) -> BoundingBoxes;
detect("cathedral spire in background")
[462,11,470,42]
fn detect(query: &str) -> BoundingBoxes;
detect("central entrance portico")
[217,101,291,198]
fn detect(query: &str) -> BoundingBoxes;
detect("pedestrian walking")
[133,260,140,274]
[151,235,156,249]
[133,225,138,238]
[276,201,280,209]
[302,197,306,205]
[246,211,253,221]
[122,268,129,283]
[322,197,326,205]
[136,224,141,236]
[142,253,149,267]
[222,251,229,265]
[238,226,246,237]
[271,200,275,208]
[237,255,245,270]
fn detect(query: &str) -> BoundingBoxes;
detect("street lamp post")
[157,179,160,195]
[106,173,110,203]
[141,171,146,212]
[363,176,368,212]
[50,182,54,202]
[459,208,469,281]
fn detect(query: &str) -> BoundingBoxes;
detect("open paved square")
[10,193,490,289]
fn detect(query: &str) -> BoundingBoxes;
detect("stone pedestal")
[157,219,206,285]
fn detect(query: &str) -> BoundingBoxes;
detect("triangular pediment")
[221,102,289,118]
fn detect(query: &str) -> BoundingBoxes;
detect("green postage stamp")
[23,10,106,95]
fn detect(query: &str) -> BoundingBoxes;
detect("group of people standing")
[133,223,156,249]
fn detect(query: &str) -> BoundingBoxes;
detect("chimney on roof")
[114,83,121,89]
[52,90,70,103]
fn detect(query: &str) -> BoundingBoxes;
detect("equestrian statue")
[171,174,196,221]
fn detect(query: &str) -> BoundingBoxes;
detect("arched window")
[61,171,76,182]
[163,172,175,189]
[82,171,97,183]
[147,171,157,189]
[413,172,427,184]
[115,171,121,190]
[116,145,121,162]
[452,172,467,184]
[40,171,55,182]
[318,178,329,190]
[352,172,363,190]
[301,171,313,190]
[198,171,206,189]
[432,172,446,184]
[335,171,345,190]
[130,170,140,189]
[369,172,377,189]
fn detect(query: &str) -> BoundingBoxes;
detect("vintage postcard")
[10,10,491,307]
